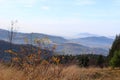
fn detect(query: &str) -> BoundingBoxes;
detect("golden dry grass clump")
[0,64,120,80]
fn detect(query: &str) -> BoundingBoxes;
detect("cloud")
[41,6,49,10]
[76,0,96,6]
[15,0,37,7]
[0,0,38,7]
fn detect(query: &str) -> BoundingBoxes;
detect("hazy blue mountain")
[0,40,53,61]
[64,33,99,39]
[75,33,99,38]
[70,36,114,49]
[0,29,9,41]
[0,29,113,56]
[0,40,108,61]
[108,36,115,39]
[0,29,67,44]
[0,40,21,60]
[56,43,108,56]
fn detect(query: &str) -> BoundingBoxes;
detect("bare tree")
[8,20,17,49]
[8,20,18,63]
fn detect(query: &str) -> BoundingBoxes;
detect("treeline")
[53,54,107,68]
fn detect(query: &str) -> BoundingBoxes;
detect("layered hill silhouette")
[0,29,114,56]
[70,36,113,49]
[0,40,53,61]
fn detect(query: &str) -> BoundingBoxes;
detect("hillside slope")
[70,36,113,49]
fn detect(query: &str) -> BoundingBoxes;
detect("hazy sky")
[0,0,120,37]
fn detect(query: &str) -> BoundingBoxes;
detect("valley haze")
[0,29,114,56]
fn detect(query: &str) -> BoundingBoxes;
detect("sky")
[0,0,120,37]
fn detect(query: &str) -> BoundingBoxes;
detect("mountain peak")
[76,33,99,38]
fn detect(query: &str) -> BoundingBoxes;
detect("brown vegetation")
[0,64,120,80]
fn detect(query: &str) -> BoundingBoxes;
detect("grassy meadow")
[0,64,120,80]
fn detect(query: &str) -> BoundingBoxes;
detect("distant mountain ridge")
[0,40,53,61]
[76,33,99,38]
[0,29,114,55]
[0,29,67,44]
[70,36,114,49]
[56,43,108,56]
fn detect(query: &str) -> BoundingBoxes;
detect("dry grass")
[0,64,120,80]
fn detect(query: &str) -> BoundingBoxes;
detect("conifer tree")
[110,50,120,68]
[108,35,120,60]
[78,55,89,67]
[97,55,104,68]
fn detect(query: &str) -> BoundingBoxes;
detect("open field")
[0,64,120,80]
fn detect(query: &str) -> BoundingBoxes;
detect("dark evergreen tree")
[97,55,104,68]
[110,50,120,68]
[108,35,120,60]
[78,55,89,67]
